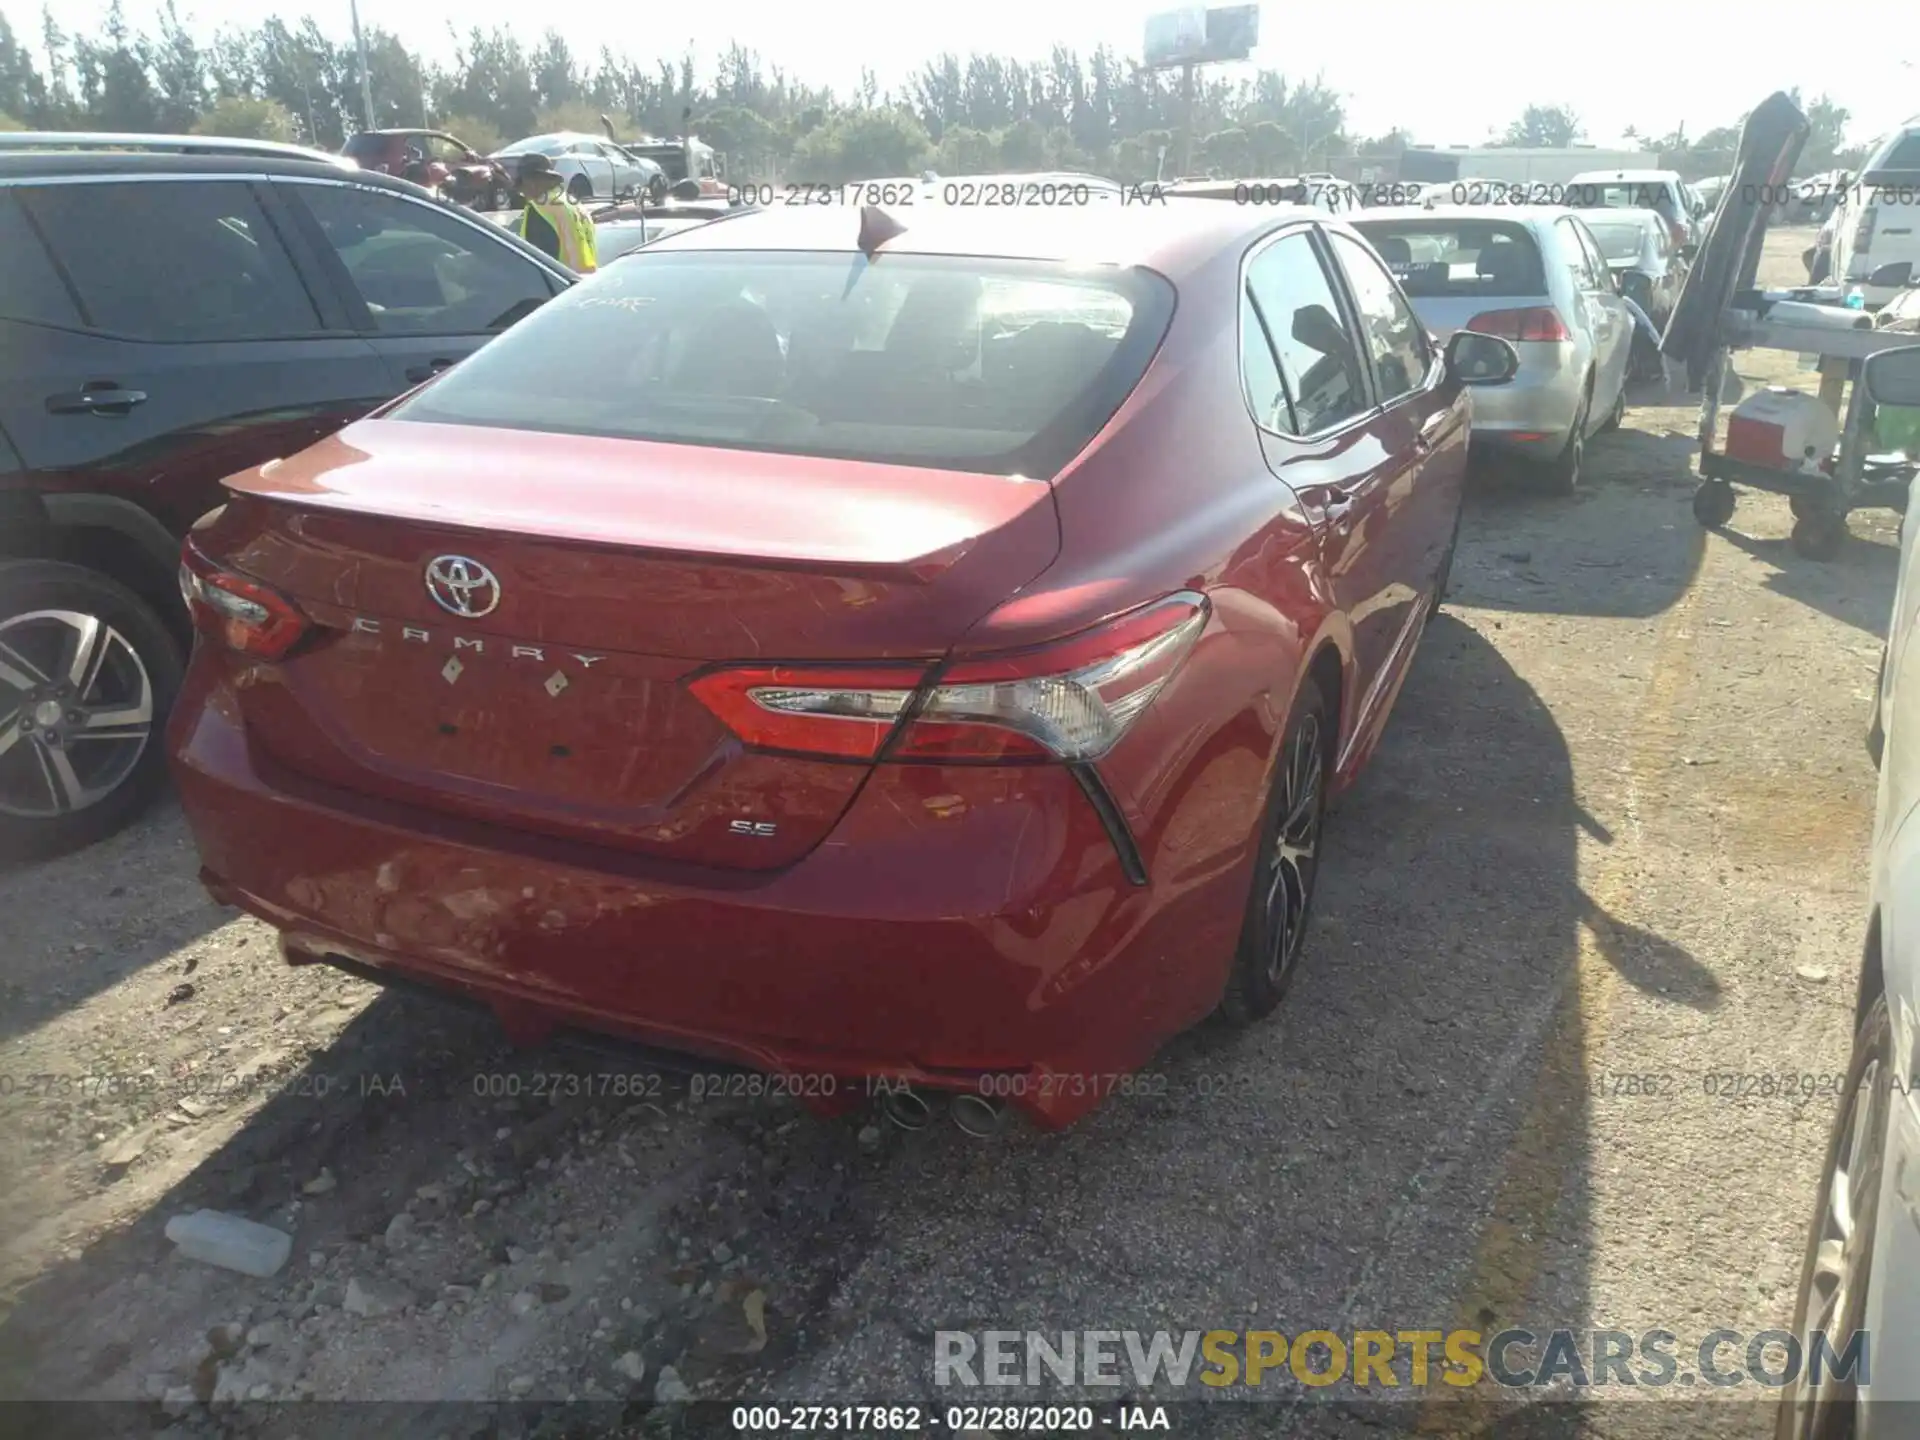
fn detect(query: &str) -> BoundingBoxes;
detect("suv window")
[0,191,83,330]
[1327,230,1431,404]
[290,182,555,336]
[20,180,320,342]
[1245,230,1369,435]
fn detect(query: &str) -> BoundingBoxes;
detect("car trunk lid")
[209,419,1061,867]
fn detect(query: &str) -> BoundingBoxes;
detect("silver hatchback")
[1352,206,1632,492]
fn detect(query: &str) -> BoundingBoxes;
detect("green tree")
[934,124,996,173]
[788,107,932,182]
[1499,104,1584,147]
[0,14,37,120]
[0,110,24,130]
[193,94,295,141]
[435,110,504,154]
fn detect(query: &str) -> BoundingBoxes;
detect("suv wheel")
[0,560,184,861]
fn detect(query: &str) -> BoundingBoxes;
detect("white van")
[1832,117,1920,307]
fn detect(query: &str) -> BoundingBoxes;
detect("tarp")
[1660,92,1811,387]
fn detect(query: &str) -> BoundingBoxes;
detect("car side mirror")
[1445,330,1519,386]
[1864,343,1920,409]
[670,178,702,202]
[1869,261,1915,289]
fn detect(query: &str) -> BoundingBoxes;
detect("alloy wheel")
[1782,1025,1887,1439]
[0,609,155,819]
[1263,712,1324,985]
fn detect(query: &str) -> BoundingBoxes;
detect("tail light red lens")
[686,665,925,760]
[1465,306,1571,343]
[688,592,1210,765]
[179,540,311,660]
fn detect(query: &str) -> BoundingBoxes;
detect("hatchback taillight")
[1855,206,1879,256]
[1465,306,1571,343]
[688,593,1210,764]
[179,539,311,660]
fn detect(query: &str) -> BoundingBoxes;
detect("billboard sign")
[1144,5,1259,68]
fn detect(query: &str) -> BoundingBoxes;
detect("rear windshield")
[1865,132,1920,184]
[388,250,1176,476]
[1350,219,1547,299]
[1582,220,1647,261]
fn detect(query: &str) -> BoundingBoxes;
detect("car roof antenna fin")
[857,205,906,259]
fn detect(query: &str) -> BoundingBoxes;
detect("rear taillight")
[179,539,311,660]
[1465,306,1571,343]
[1855,206,1879,256]
[689,593,1209,764]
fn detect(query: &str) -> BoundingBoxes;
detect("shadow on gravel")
[0,620,1601,1416]
[1712,525,1901,638]
[0,803,226,1043]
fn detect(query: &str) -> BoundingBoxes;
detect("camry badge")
[425,555,501,619]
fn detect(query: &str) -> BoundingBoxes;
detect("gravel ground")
[0,227,1894,1438]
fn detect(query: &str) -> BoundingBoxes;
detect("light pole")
[348,0,375,132]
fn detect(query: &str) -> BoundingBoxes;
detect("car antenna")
[857,205,906,258]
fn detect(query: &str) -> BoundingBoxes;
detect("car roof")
[0,131,356,168]
[0,149,396,183]
[1354,204,1572,226]
[635,199,1328,280]
[1570,169,1680,183]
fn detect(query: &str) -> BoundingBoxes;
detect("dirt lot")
[0,227,1898,1436]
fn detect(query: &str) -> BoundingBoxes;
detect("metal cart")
[1689,313,1920,559]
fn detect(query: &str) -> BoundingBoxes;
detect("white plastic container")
[1726,387,1840,471]
[164,1209,292,1277]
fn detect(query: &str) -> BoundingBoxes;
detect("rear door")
[0,177,391,532]
[568,140,612,199]
[1562,216,1630,410]
[274,178,567,393]
[1324,227,1464,611]
[1242,226,1401,693]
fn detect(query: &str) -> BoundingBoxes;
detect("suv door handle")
[46,386,147,415]
[405,359,456,383]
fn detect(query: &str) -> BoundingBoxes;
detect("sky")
[16,0,1918,149]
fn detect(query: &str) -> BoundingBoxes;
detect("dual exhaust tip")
[879,1084,1006,1138]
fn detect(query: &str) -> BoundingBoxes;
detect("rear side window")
[1350,218,1547,299]
[1584,220,1647,262]
[1244,230,1369,436]
[388,251,1176,476]
[289,182,556,336]
[20,180,320,342]
[341,133,388,162]
[0,191,83,329]
[1327,231,1431,403]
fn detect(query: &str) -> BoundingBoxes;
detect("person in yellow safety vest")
[511,153,597,274]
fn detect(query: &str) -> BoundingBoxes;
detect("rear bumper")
[1465,341,1586,452]
[168,673,1231,1129]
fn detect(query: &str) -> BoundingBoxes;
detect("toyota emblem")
[424,555,501,618]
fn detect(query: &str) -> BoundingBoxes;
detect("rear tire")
[0,560,183,862]
[1535,387,1590,495]
[567,174,592,203]
[1600,376,1627,432]
[1774,994,1888,1440]
[1217,675,1332,1024]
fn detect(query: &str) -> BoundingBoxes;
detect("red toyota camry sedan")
[169,201,1516,1129]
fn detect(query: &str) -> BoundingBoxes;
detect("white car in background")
[491,132,665,205]
[1777,342,1920,1439]
[1832,119,1920,309]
